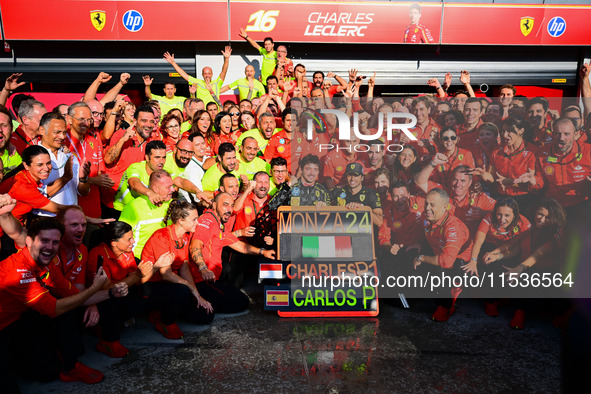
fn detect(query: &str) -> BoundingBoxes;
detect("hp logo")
[547,17,566,38]
[122,10,144,32]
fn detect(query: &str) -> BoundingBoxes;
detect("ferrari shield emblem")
[520,17,534,37]
[91,10,106,32]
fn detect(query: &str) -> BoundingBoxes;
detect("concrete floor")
[17,294,565,394]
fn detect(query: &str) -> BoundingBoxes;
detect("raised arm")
[414,153,447,193]
[104,127,135,165]
[428,78,446,99]
[239,28,262,51]
[218,46,232,83]
[460,70,476,98]
[0,194,27,248]
[0,73,25,106]
[143,75,154,100]
[581,63,591,122]
[100,73,131,104]
[163,52,192,82]
[83,72,112,102]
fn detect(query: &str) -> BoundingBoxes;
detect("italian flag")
[302,236,353,258]
[260,263,283,279]
[266,290,289,306]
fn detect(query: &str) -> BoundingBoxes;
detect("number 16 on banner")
[246,10,280,32]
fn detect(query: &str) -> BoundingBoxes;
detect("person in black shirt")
[291,154,330,207]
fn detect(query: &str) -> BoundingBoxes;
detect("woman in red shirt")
[160,113,182,153]
[431,126,475,186]
[88,221,172,357]
[141,200,213,339]
[212,111,237,155]
[464,198,531,317]
[390,145,421,186]
[188,110,215,158]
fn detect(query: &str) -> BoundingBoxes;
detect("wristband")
[198,264,207,271]
[259,248,265,256]
[79,177,88,183]
[108,288,115,298]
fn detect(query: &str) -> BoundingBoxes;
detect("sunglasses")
[229,112,240,116]
[442,135,457,141]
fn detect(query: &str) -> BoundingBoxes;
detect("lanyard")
[67,134,86,163]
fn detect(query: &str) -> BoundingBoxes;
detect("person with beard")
[0,213,116,387]
[415,155,496,237]
[66,102,113,221]
[120,170,176,259]
[311,71,348,97]
[113,140,167,213]
[189,192,275,314]
[362,140,394,187]
[527,97,553,147]
[237,137,270,182]
[164,138,211,205]
[264,109,294,169]
[372,168,390,202]
[201,142,243,192]
[290,154,330,207]
[236,112,280,155]
[330,162,383,227]
[413,188,472,322]
[235,171,271,232]
[535,117,591,214]
[102,105,156,219]
[269,157,290,197]
[378,182,425,281]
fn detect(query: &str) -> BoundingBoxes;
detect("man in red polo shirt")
[413,188,473,322]
[415,155,496,236]
[457,97,484,150]
[101,105,155,218]
[264,109,294,169]
[0,216,109,388]
[322,135,364,190]
[66,102,114,220]
[188,192,275,314]
[536,117,591,212]
[11,99,47,154]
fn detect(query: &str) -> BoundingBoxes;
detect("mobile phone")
[96,255,104,273]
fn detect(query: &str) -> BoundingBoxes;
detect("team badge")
[90,10,106,31]
[292,186,300,196]
[360,194,366,202]
[245,206,253,215]
[412,203,418,210]
[544,166,554,175]
[337,197,345,206]
[393,221,402,229]
[297,137,302,143]
[339,192,346,199]
[279,139,285,144]
[458,154,464,161]
[292,197,300,206]
[89,141,94,149]
[315,190,320,197]
[520,17,534,37]
[278,146,285,153]
[336,166,343,172]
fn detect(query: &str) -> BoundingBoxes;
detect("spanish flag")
[302,236,353,258]
[266,290,289,306]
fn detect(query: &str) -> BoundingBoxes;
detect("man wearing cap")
[330,162,383,226]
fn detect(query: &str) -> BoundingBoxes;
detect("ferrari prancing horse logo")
[520,17,534,37]
[91,10,106,32]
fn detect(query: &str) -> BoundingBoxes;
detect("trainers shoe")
[484,301,499,317]
[155,321,184,339]
[59,362,104,384]
[148,310,161,324]
[432,305,455,322]
[96,339,129,358]
[510,309,525,330]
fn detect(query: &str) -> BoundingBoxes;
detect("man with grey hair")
[66,101,113,220]
[11,99,47,154]
[413,188,473,322]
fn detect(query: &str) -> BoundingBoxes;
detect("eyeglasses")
[72,117,92,124]
[229,112,240,116]
[91,111,104,118]
[177,148,192,155]
[166,124,180,130]
[442,135,457,141]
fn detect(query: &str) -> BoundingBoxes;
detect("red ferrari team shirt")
[477,213,532,246]
[0,247,78,330]
[424,212,472,269]
[142,225,191,283]
[379,195,425,247]
[190,210,238,283]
